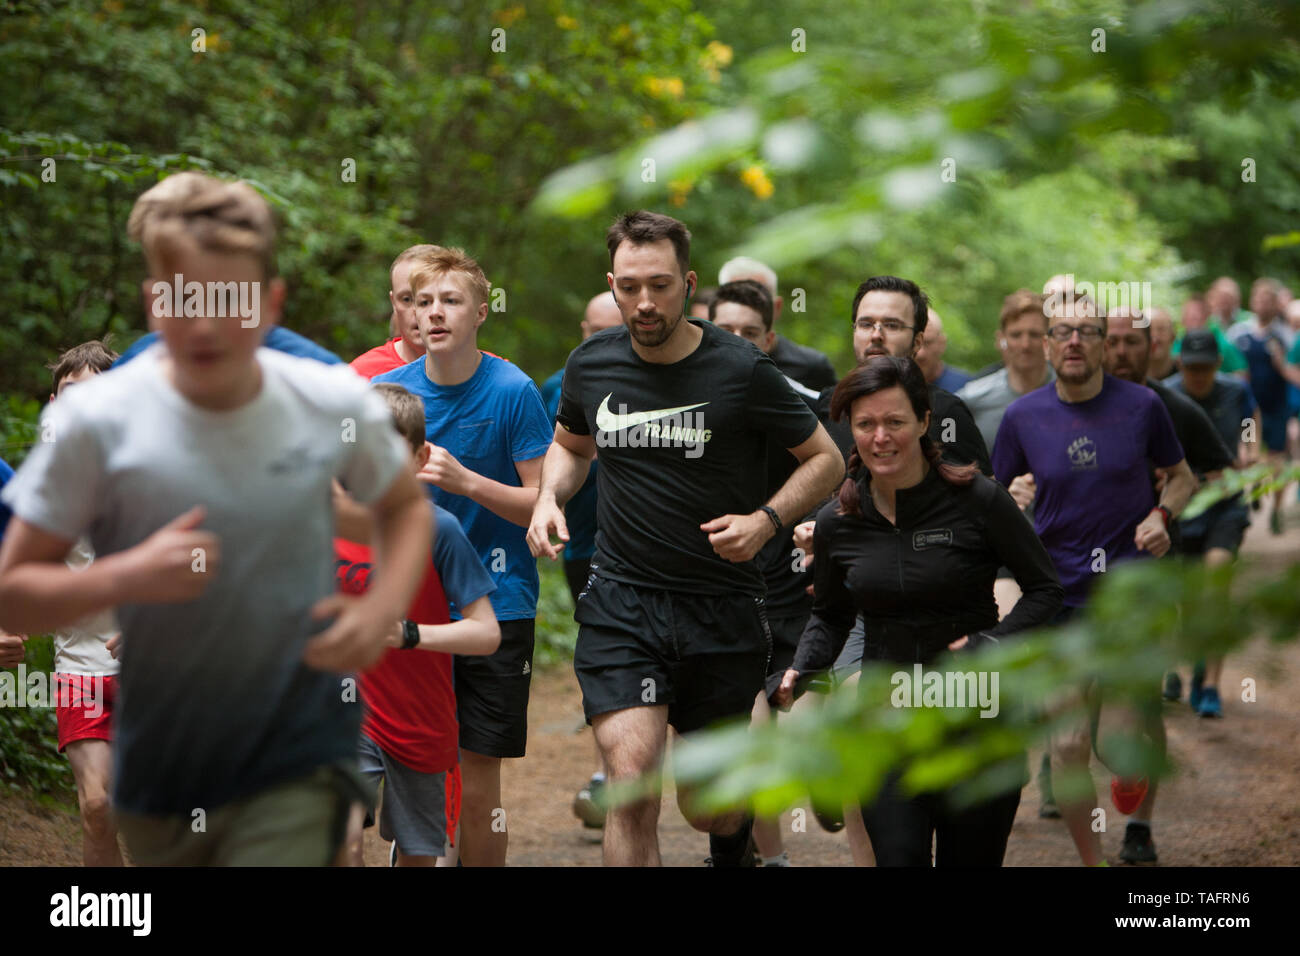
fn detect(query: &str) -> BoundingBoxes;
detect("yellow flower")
[643,76,684,99]
[669,178,694,207]
[556,14,577,30]
[494,5,526,27]
[740,165,773,200]
[704,41,733,68]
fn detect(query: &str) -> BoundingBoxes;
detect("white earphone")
[999,338,1007,349]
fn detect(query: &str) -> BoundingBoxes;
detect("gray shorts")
[357,733,448,858]
[832,614,866,681]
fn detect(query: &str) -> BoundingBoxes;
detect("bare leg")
[65,739,122,867]
[339,802,365,866]
[594,705,668,865]
[459,749,507,866]
[749,690,785,860]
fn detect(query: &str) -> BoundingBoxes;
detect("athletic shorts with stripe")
[454,617,534,759]
[573,575,771,734]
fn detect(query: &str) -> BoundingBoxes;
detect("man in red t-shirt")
[337,383,498,867]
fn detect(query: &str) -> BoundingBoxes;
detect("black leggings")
[860,767,1023,867]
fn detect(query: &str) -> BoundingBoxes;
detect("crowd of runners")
[0,172,1297,867]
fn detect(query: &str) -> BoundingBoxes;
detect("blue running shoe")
[1198,686,1223,718]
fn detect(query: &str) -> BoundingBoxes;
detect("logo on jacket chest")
[912,528,953,550]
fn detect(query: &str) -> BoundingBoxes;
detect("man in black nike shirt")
[527,211,844,867]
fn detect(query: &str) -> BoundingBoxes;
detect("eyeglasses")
[854,318,914,335]
[1047,324,1105,342]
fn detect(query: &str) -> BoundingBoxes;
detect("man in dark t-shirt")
[1165,329,1260,719]
[815,277,992,476]
[527,211,843,867]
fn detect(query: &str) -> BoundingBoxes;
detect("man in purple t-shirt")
[993,292,1194,867]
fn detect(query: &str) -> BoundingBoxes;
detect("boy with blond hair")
[0,172,431,866]
[373,246,552,866]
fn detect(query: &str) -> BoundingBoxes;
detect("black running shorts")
[766,613,809,677]
[454,618,534,759]
[573,576,771,734]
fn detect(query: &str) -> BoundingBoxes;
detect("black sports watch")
[759,505,783,533]
[401,620,420,650]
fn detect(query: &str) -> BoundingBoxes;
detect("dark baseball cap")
[1180,328,1220,366]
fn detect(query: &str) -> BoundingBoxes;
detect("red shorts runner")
[54,673,117,752]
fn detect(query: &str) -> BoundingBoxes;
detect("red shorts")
[54,673,117,752]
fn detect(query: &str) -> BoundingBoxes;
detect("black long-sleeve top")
[791,467,1063,674]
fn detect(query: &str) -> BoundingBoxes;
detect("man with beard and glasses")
[994,294,1195,867]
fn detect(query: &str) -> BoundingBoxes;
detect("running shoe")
[389,840,398,867]
[1197,686,1223,718]
[1189,662,1205,711]
[761,851,792,867]
[1110,776,1149,815]
[704,822,757,867]
[1119,824,1158,864]
[1162,671,1182,702]
[572,775,607,829]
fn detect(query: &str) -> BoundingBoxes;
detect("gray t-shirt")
[2,346,408,814]
[957,366,1056,454]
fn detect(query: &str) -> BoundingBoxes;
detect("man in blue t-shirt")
[373,247,551,867]
[1231,279,1294,534]
[994,293,1194,868]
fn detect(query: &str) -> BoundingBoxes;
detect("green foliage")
[534,557,578,669]
[0,0,720,400]
[0,636,76,805]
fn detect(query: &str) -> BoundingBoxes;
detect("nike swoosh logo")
[595,393,708,432]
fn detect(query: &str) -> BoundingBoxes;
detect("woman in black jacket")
[775,355,1063,866]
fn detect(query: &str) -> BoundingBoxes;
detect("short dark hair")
[829,356,976,516]
[692,285,718,311]
[709,279,774,330]
[372,383,425,453]
[606,210,691,277]
[49,339,118,392]
[850,276,930,337]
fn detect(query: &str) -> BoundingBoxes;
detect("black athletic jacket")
[790,467,1063,676]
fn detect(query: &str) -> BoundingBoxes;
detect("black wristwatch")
[759,505,783,533]
[400,620,420,650]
